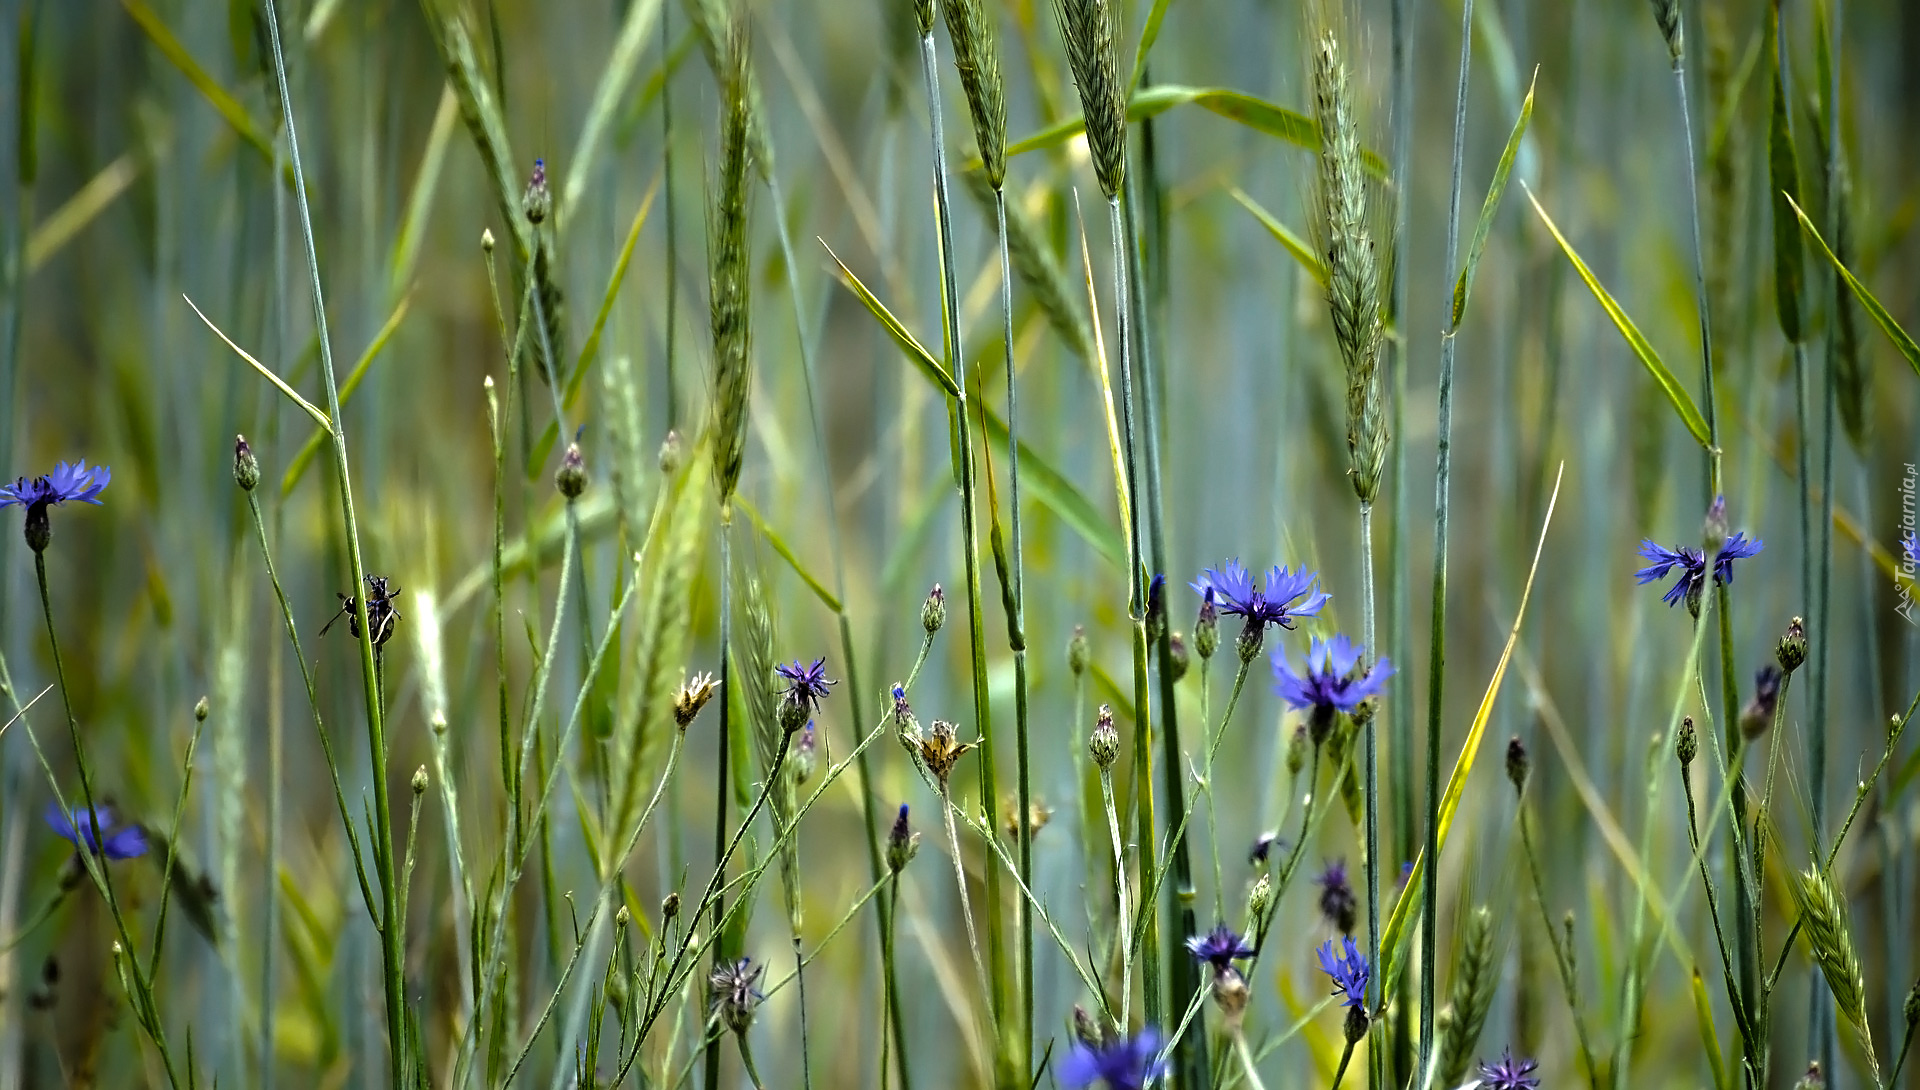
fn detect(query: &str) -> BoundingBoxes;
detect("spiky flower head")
[46,803,147,861]
[1316,935,1370,1009]
[1192,559,1329,661]
[2,459,111,553]
[774,658,835,734]
[1636,504,1764,615]
[1316,859,1358,935]
[233,435,260,492]
[1477,1047,1541,1090]
[942,0,1007,188]
[1648,0,1684,63]
[1058,1025,1166,1090]
[674,672,721,730]
[887,803,921,873]
[1306,24,1390,504]
[918,720,977,789]
[1247,873,1273,920]
[1185,924,1255,975]
[706,957,764,1036]
[1055,0,1127,200]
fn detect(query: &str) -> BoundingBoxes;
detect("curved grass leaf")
[1786,194,1920,380]
[1523,185,1712,448]
[1452,68,1537,329]
[120,0,293,189]
[281,294,414,495]
[1000,85,1389,181]
[821,240,959,398]
[735,498,843,614]
[1229,187,1326,287]
[1380,463,1563,994]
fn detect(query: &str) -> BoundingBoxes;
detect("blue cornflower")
[1191,559,1329,632]
[775,658,836,732]
[46,802,148,860]
[1272,635,1393,740]
[1636,529,1764,610]
[707,956,764,1035]
[2,460,111,553]
[1316,936,1370,1010]
[1477,1047,1541,1090]
[1058,1026,1166,1090]
[1185,924,1255,974]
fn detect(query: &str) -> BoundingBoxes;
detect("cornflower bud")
[922,583,947,635]
[233,435,260,492]
[1089,704,1120,771]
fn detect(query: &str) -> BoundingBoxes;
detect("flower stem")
[1100,767,1132,1027]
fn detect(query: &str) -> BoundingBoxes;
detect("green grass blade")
[280,294,414,495]
[1382,464,1562,993]
[735,498,843,614]
[386,85,459,301]
[558,0,664,228]
[1786,193,1920,379]
[120,0,289,187]
[529,179,661,474]
[976,409,1125,572]
[185,294,330,429]
[1228,187,1326,287]
[999,86,1389,180]
[1126,0,1175,95]
[1451,68,1536,329]
[821,240,959,398]
[1690,966,1732,1090]
[1523,185,1712,448]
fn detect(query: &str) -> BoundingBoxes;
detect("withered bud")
[674,672,720,729]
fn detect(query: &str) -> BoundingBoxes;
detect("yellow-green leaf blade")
[822,240,959,399]
[1523,186,1711,448]
[1787,194,1920,379]
[1229,187,1326,287]
[1453,68,1536,329]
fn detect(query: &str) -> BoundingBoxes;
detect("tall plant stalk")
[1387,0,1415,1080]
[260,1,407,1080]
[911,13,1008,1072]
[1420,0,1475,1080]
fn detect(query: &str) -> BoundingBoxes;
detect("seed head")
[1648,0,1684,63]
[1054,0,1127,200]
[233,435,260,491]
[941,0,1007,189]
[1089,704,1120,770]
[918,720,977,788]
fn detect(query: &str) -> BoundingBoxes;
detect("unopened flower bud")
[1067,625,1089,676]
[1777,617,1807,674]
[1210,966,1249,1024]
[1740,664,1783,739]
[233,435,260,491]
[1071,1005,1104,1049]
[411,766,429,795]
[887,803,921,874]
[1089,705,1120,770]
[195,696,210,722]
[615,905,630,927]
[1792,1062,1824,1090]
[1168,632,1190,682]
[555,442,588,498]
[1286,725,1309,776]
[1676,716,1698,768]
[1195,589,1219,661]
[1247,873,1273,921]
[1505,736,1530,793]
[1343,1002,1369,1044]
[921,583,946,635]
[792,721,819,784]
[522,158,551,224]
[1903,977,1920,1028]
[661,892,681,922]
[658,430,683,475]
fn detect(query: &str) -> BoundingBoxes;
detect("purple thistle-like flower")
[1636,522,1764,609]
[1272,635,1394,716]
[1190,558,1329,633]
[1058,1026,1166,1090]
[1316,859,1358,935]
[775,658,836,715]
[0,460,112,509]
[45,802,148,861]
[1477,1047,1541,1090]
[1185,924,1255,974]
[1316,936,1370,1010]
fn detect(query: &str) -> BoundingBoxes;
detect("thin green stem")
[705,514,735,1090]
[1100,767,1132,1028]
[1519,801,1602,1087]
[259,3,405,1078]
[942,784,995,1022]
[1358,504,1380,1028]
[914,32,1006,1063]
[1422,0,1475,1077]
[1233,1030,1269,1090]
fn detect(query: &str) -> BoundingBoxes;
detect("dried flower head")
[674,672,721,729]
[919,720,977,788]
[1002,796,1052,841]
